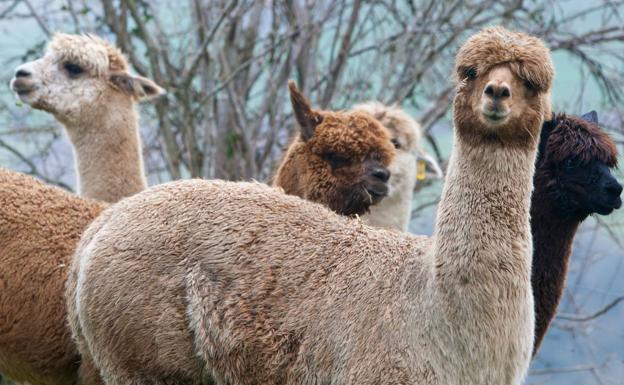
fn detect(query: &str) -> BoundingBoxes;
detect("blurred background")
[0,1,622,384]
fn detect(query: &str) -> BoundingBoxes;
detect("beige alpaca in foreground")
[68,27,553,385]
[1,33,161,385]
[353,102,441,231]
[10,33,163,202]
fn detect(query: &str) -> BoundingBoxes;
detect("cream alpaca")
[68,27,553,385]
[10,33,163,203]
[352,102,442,231]
[0,34,161,385]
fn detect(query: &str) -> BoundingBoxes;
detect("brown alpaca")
[0,169,106,385]
[10,33,163,203]
[531,111,621,354]
[67,27,553,385]
[1,34,161,385]
[273,82,394,216]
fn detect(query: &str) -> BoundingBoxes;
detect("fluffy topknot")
[455,26,554,93]
[49,33,129,76]
[539,113,618,167]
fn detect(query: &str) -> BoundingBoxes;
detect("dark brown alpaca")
[273,81,394,216]
[531,111,621,355]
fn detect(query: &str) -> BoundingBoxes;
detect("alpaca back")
[70,180,437,384]
[0,169,105,385]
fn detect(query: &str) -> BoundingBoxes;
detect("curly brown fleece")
[0,169,106,385]
[273,82,395,216]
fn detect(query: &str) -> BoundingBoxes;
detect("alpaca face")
[454,63,548,145]
[554,160,622,215]
[537,113,622,218]
[10,33,162,126]
[453,27,554,146]
[279,83,395,216]
[351,102,421,199]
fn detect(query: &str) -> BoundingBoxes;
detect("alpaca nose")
[484,82,511,100]
[605,180,623,197]
[371,167,391,183]
[15,68,32,78]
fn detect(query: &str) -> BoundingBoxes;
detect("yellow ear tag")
[417,159,427,181]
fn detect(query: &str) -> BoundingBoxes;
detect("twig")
[557,296,624,322]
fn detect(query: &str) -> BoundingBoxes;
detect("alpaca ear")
[374,110,387,120]
[133,76,165,100]
[581,110,598,124]
[109,73,165,101]
[288,80,323,141]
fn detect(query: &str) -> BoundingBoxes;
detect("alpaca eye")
[391,138,402,149]
[524,80,536,91]
[323,153,350,169]
[564,158,580,170]
[465,67,477,80]
[63,62,84,77]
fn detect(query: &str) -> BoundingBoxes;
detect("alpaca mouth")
[366,184,389,201]
[482,110,509,124]
[10,79,36,98]
[593,197,621,215]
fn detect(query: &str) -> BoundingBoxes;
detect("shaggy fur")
[531,112,621,354]
[10,33,163,203]
[352,102,422,231]
[68,27,552,385]
[273,82,395,216]
[0,169,105,385]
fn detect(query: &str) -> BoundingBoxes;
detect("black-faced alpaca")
[531,111,621,354]
[273,82,395,216]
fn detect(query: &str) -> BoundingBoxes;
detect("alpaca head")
[453,27,554,145]
[275,82,395,216]
[536,111,622,219]
[351,102,421,198]
[10,33,163,126]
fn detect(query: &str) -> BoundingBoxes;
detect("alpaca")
[340,106,622,354]
[1,33,161,385]
[273,82,395,216]
[351,102,441,231]
[530,111,621,354]
[0,169,106,385]
[10,33,163,203]
[67,27,553,385]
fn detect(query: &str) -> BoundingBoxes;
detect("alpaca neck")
[63,95,146,203]
[530,188,582,355]
[433,131,536,312]
[273,140,306,197]
[427,131,538,381]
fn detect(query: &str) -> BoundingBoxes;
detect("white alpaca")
[0,33,162,385]
[10,33,163,203]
